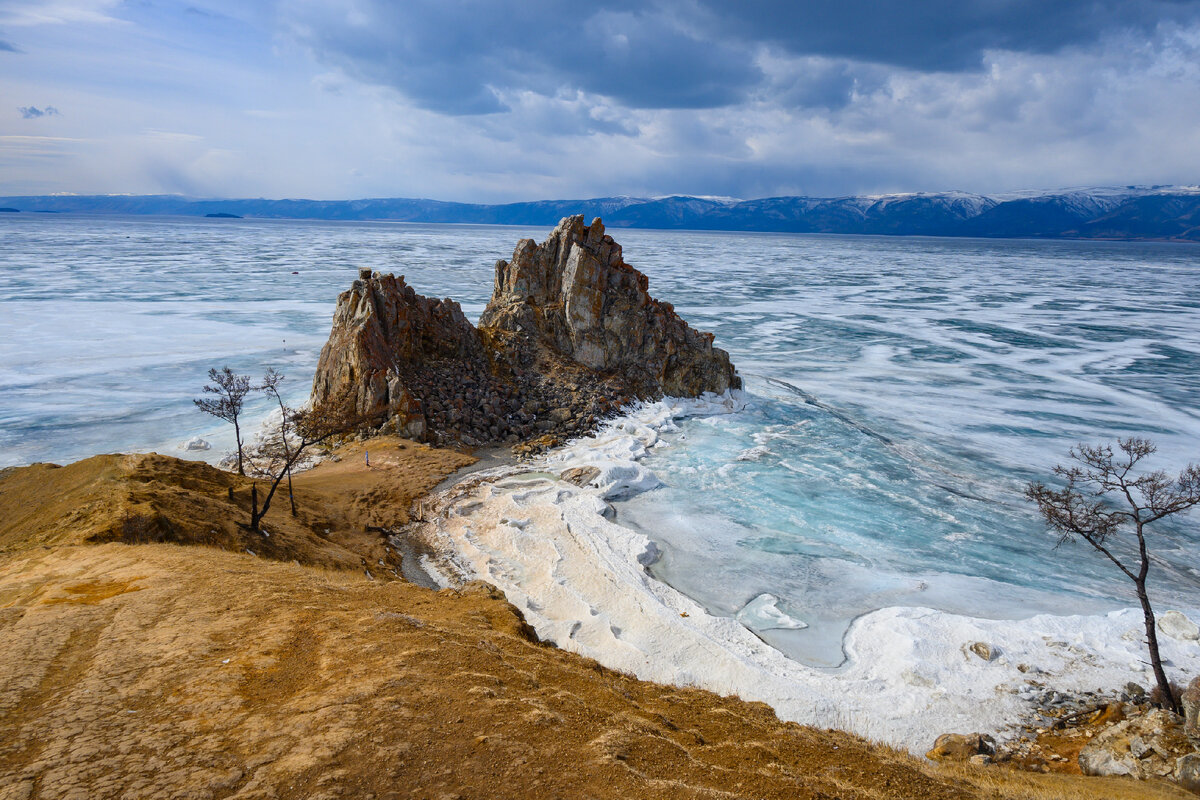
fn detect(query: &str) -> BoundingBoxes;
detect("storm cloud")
[283,0,1200,114]
[283,1,762,114]
[693,0,1200,72]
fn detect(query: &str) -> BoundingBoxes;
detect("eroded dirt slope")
[0,449,1191,800]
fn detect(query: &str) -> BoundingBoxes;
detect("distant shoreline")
[3,187,1200,242]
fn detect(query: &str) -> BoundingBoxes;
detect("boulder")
[1184,677,1200,741]
[968,641,998,662]
[926,733,996,762]
[1160,610,1200,641]
[1078,708,1192,779]
[179,436,211,451]
[1177,753,1200,795]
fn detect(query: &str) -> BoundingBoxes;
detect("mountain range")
[3,186,1199,241]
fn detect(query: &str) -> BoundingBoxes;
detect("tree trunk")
[286,466,296,516]
[250,483,259,532]
[234,418,245,476]
[1137,579,1179,714]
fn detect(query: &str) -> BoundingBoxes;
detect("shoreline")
[1,436,1196,795]
[409,393,1200,752]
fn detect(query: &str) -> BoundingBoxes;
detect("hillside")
[0,445,1192,799]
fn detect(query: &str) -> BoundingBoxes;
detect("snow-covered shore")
[420,394,1200,752]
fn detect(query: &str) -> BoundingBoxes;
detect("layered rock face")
[480,215,738,397]
[310,269,505,442]
[311,218,739,447]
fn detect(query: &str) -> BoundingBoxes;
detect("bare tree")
[1026,438,1200,714]
[194,367,253,476]
[259,367,299,516]
[244,390,360,533]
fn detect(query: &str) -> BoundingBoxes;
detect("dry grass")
[0,446,1193,799]
[937,761,1194,800]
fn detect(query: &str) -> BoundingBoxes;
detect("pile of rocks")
[929,676,1200,795]
[310,216,739,450]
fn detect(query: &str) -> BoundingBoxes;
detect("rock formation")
[1077,708,1195,780]
[310,217,739,447]
[310,269,491,441]
[480,215,738,397]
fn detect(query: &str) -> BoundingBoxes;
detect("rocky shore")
[310,215,738,451]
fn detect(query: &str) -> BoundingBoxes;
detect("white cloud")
[0,0,124,26]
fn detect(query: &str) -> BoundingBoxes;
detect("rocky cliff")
[310,216,738,447]
[480,215,738,397]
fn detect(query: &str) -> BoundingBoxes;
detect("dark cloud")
[285,0,1200,116]
[19,106,60,119]
[694,0,1200,72]
[766,61,879,110]
[284,1,760,114]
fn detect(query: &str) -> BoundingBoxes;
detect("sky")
[2,0,1200,202]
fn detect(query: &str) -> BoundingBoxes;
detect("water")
[0,214,538,467]
[3,215,1199,672]
[609,231,1200,664]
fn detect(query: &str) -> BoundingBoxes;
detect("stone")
[925,733,996,762]
[310,272,486,429]
[560,466,601,487]
[1177,753,1200,795]
[1078,708,1192,779]
[969,642,997,662]
[1183,677,1200,741]
[179,436,211,451]
[1160,610,1200,641]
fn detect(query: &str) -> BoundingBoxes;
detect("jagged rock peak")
[480,215,739,397]
[309,221,740,449]
[310,269,485,439]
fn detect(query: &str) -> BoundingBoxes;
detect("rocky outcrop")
[1077,708,1194,780]
[925,732,996,762]
[311,219,739,447]
[311,269,495,441]
[480,215,738,397]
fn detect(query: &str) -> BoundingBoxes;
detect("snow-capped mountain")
[2,187,1198,241]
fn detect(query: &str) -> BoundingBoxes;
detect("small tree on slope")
[243,389,361,533]
[259,367,299,517]
[194,367,253,476]
[1025,438,1200,714]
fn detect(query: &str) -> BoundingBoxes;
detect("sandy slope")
[0,444,1190,799]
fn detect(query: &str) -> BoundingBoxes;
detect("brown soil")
[0,436,473,572]
[0,445,1191,799]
